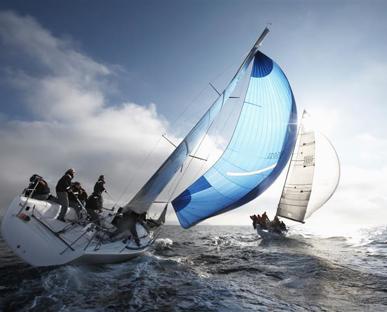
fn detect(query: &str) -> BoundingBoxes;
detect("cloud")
[0,10,110,122]
[0,11,175,218]
[0,10,109,79]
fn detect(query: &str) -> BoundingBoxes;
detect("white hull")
[1,196,155,267]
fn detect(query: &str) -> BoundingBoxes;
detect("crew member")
[85,192,102,226]
[93,175,106,208]
[93,175,105,195]
[261,211,270,228]
[78,185,88,206]
[56,169,75,222]
[250,215,258,229]
[110,210,141,246]
[26,174,51,200]
[270,216,283,234]
[68,181,85,219]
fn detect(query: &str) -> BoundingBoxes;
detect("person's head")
[66,168,75,178]
[98,175,105,181]
[73,181,81,189]
[29,174,40,182]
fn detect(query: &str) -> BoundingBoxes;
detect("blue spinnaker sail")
[172,51,297,228]
[124,29,270,214]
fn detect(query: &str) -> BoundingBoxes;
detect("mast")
[124,27,270,214]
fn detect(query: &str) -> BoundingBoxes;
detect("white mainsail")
[276,111,340,222]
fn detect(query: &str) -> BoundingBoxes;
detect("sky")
[0,0,387,233]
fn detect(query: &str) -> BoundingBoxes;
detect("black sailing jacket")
[56,174,73,193]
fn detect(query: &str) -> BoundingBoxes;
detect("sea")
[1,224,387,312]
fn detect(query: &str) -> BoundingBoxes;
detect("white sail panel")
[124,28,271,214]
[305,132,340,218]
[276,119,315,222]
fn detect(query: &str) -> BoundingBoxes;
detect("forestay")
[172,51,298,228]
[124,28,271,214]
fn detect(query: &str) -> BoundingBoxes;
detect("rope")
[165,61,252,202]
[191,98,240,184]
[169,57,239,135]
[116,45,250,207]
[166,110,220,202]
[114,135,163,207]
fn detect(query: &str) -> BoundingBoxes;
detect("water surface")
[1,225,387,311]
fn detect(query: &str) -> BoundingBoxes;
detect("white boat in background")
[256,111,341,239]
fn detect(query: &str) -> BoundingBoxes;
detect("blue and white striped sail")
[172,51,298,228]
[125,29,270,214]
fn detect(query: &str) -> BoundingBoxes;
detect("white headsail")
[276,111,340,222]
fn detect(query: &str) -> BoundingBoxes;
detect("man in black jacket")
[56,168,75,222]
[93,175,106,209]
[68,181,87,220]
[93,175,105,195]
[85,192,102,226]
[110,210,141,246]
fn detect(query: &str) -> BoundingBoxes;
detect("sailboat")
[255,111,341,239]
[1,26,298,266]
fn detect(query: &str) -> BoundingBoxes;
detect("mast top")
[254,26,270,48]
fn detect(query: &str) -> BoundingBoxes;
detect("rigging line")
[119,63,241,208]
[166,84,244,202]
[170,85,209,132]
[168,59,253,200]
[169,135,215,204]
[166,102,224,203]
[192,59,253,180]
[213,63,252,141]
[170,52,244,136]
[114,135,164,207]
[166,145,196,203]
[190,80,247,184]
[164,166,185,204]
[164,132,212,205]
[193,61,253,184]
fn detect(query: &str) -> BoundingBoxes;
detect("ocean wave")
[1,226,387,311]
